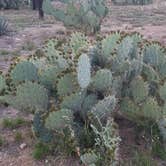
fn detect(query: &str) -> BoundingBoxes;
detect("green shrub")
[2,118,27,129]
[128,151,157,166]
[0,136,4,146]
[152,140,166,160]
[14,132,23,142]
[32,142,50,160]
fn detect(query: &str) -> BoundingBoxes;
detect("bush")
[2,118,27,129]
[33,142,50,160]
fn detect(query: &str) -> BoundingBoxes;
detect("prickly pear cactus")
[39,66,62,90]
[80,152,98,166]
[57,73,78,96]
[143,43,166,80]
[102,32,121,60]
[159,83,166,101]
[10,61,38,85]
[42,0,108,33]
[45,109,73,131]
[0,74,6,94]
[70,32,89,56]
[130,76,149,104]
[91,69,113,93]
[1,32,166,165]
[4,81,49,112]
[77,54,91,89]
[33,112,53,143]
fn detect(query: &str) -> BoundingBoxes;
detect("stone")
[19,143,27,150]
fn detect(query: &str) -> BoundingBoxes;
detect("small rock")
[45,160,48,163]
[20,143,27,149]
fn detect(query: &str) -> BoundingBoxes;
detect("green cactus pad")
[45,109,73,131]
[159,83,166,101]
[61,92,85,112]
[91,69,113,92]
[130,76,149,103]
[57,73,78,97]
[10,61,38,84]
[77,54,91,89]
[0,74,6,94]
[102,32,121,59]
[70,32,89,56]
[6,81,49,112]
[120,98,140,118]
[39,66,62,90]
[141,97,161,120]
[80,152,98,165]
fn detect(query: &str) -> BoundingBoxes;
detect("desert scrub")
[22,40,36,51]
[32,142,50,160]
[0,50,10,56]
[0,135,5,146]
[0,32,166,165]
[123,151,157,166]
[14,132,23,142]
[2,118,28,129]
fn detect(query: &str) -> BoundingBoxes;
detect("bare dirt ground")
[102,2,166,45]
[0,1,166,165]
[0,0,166,51]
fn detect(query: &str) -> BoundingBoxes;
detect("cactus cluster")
[1,32,166,165]
[42,0,108,33]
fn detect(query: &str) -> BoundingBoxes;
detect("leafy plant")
[0,136,5,147]
[91,118,120,165]
[124,151,157,166]
[0,17,8,36]
[14,132,23,142]
[2,118,27,129]
[32,142,50,160]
